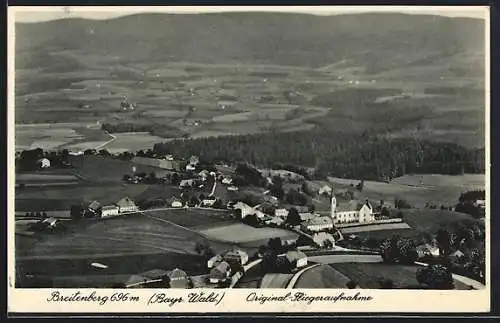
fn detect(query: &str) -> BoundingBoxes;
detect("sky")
[12,6,489,23]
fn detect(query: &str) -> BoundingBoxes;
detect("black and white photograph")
[8,5,490,313]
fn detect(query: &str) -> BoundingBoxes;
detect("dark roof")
[168,268,188,280]
[140,269,170,280]
[210,261,231,278]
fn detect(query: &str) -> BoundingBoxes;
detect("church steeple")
[330,192,337,219]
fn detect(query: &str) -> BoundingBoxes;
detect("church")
[330,194,375,224]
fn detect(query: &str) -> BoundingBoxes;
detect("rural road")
[95,130,117,151]
[307,254,382,264]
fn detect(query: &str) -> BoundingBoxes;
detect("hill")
[15,12,486,149]
[15,12,484,71]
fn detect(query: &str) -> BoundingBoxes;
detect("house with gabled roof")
[116,197,138,213]
[209,261,232,284]
[168,268,191,289]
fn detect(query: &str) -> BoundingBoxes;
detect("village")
[16,149,486,290]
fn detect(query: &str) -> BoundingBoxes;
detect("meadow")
[330,263,471,289]
[325,173,485,208]
[15,214,219,280]
[199,223,298,244]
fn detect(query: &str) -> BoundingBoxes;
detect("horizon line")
[11,6,489,23]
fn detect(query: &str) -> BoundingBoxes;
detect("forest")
[153,130,485,181]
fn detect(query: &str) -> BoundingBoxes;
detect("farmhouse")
[222,177,233,185]
[37,158,51,169]
[41,217,59,229]
[201,198,217,207]
[180,179,196,188]
[168,268,191,289]
[88,201,102,215]
[318,185,333,196]
[116,197,138,213]
[189,155,200,166]
[474,200,486,209]
[265,217,285,227]
[101,205,119,218]
[275,208,289,218]
[416,244,440,258]
[227,186,239,192]
[313,232,336,248]
[171,200,183,208]
[330,195,375,224]
[223,248,249,266]
[301,216,334,233]
[186,164,196,171]
[233,202,265,219]
[451,250,466,260]
[299,212,319,222]
[285,250,308,269]
[209,261,232,284]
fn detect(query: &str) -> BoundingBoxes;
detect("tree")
[356,180,365,192]
[98,149,110,157]
[381,207,390,218]
[242,214,260,227]
[378,277,394,289]
[285,188,308,206]
[380,236,418,264]
[436,228,451,259]
[346,280,357,289]
[35,211,42,218]
[395,199,412,209]
[285,207,302,226]
[267,238,283,253]
[41,211,48,219]
[70,205,84,220]
[189,195,200,206]
[301,182,315,196]
[416,264,454,290]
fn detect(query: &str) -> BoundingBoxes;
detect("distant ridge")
[15,12,485,71]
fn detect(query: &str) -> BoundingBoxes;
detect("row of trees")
[16,148,72,171]
[455,190,486,218]
[153,130,485,181]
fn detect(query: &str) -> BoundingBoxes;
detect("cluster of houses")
[207,248,249,284]
[126,268,192,289]
[88,197,139,218]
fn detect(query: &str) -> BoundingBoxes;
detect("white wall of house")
[102,208,119,218]
[296,257,308,268]
[358,204,375,223]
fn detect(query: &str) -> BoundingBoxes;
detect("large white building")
[330,194,375,224]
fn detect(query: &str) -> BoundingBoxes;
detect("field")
[294,264,352,288]
[199,223,298,245]
[326,173,485,208]
[15,183,148,211]
[340,223,412,234]
[16,172,81,188]
[351,209,481,241]
[145,209,236,230]
[15,122,112,152]
[68,155,167,182]
[260,273,293,288]
[99,132,170,154]
[330,263,471,289]
[15,214,221,279]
